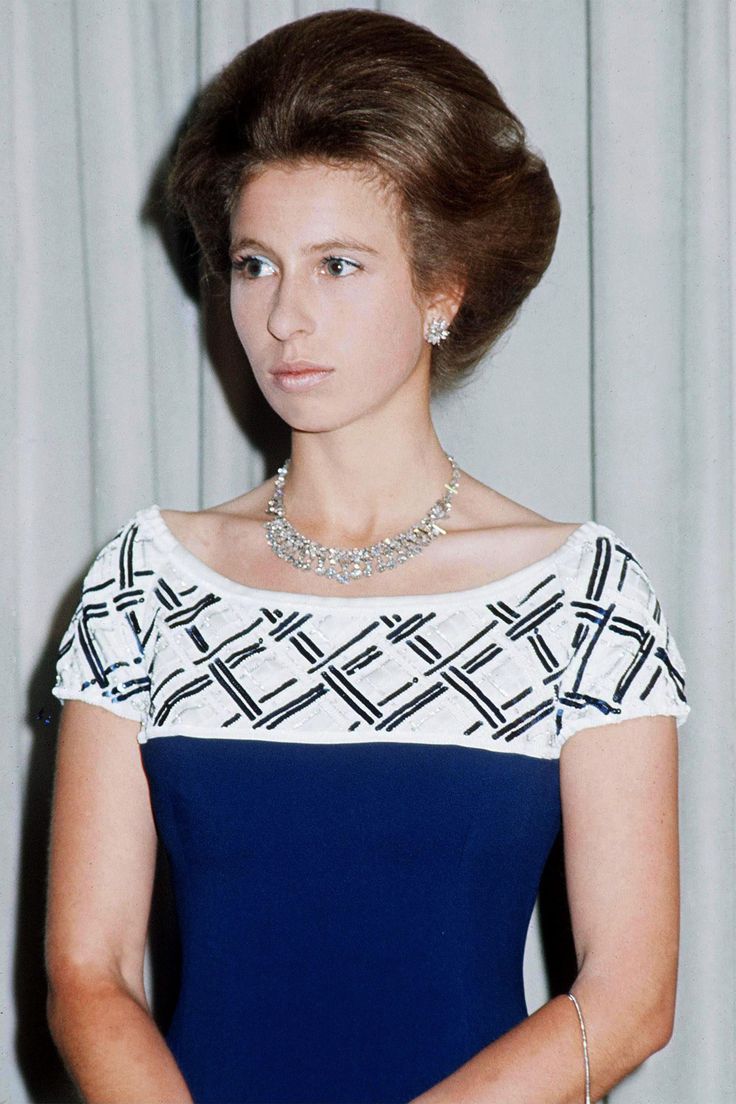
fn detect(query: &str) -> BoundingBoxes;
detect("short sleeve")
[52,515,151,724]
[555,527,691,745]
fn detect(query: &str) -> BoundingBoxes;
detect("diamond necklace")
[264,452,461,586]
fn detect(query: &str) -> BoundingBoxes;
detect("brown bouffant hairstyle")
[165,7,560,396]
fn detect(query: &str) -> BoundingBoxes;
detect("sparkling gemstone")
[264,452,458,584]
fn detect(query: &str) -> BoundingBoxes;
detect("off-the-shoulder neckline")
[139,503,600,610]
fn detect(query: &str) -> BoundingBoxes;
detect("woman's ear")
[423,280,466,331]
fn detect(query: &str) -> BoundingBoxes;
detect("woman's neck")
[281,429,457,548]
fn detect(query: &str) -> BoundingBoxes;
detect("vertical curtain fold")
[588,0,735,1094]
[675,2,735,1099]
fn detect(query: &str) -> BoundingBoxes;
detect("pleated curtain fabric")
[1,2,733,1102]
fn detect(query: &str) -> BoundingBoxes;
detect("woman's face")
[228,161,436,431]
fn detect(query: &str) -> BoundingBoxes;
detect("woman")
[46,9,690,1104]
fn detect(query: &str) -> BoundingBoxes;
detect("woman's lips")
[270,362,334,392]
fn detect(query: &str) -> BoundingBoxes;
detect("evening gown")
[52,504,690,1104]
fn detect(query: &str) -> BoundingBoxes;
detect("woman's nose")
[267,273,315,341]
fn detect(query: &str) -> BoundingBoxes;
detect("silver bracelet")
[567,991,591,1104]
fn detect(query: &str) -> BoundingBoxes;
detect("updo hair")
[165,7,560,396]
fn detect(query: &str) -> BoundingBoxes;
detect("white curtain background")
[1,2,733,1101]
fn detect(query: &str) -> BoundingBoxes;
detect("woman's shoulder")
[551,514,664,617]
[88,487,269,560]
[459,478,669,621]
[70,502,186,609]
[441,474,582,579]
[89,501,169,560]
[155,480,272,556]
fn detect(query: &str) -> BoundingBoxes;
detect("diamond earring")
[425,316,451,345]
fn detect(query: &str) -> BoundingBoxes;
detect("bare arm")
[408,713,680,1104]
[46,700,194,1104]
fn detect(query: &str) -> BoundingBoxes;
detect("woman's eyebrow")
[229,235,380,257]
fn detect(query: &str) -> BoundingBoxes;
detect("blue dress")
[52,504,690,1104]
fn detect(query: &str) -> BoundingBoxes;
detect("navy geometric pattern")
[52,505,690,758]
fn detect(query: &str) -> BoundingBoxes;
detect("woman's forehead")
[229,162,404,244]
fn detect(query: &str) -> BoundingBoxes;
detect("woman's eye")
[231,255,276,278]
[230,254,361,279]
[321,255,361,277]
